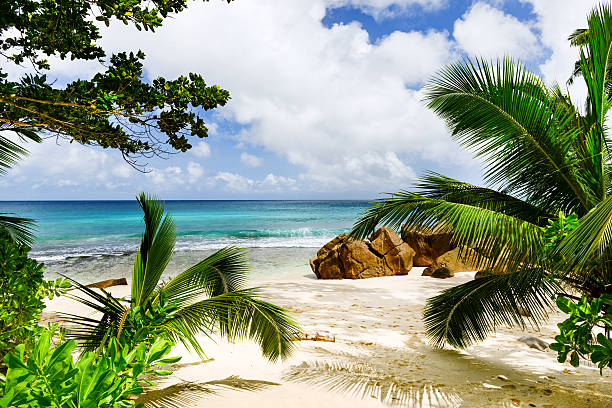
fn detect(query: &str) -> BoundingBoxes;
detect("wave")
[30,228,347,262]
[176,227,338,238]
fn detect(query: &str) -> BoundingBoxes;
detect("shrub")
[0,330,179,407]
[0,235,68,360]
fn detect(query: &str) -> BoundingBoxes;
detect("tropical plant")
[351,4,612,349]
[62,192,300,362]
[1,1,231,168]
[0,329,179,408]
[0,232,69,362]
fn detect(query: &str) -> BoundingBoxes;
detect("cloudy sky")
[2,0,602,200]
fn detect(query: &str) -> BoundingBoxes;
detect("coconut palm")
[351,4,612,348]
[0,124,40,244]
[63,192,301,361]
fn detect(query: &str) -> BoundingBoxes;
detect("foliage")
[62,192,301,362]
[0,330,180,407]
[351,4,612,349]
[542,212,579,260]
[0,234,69,361]
[550,295,612,373]
[0,0,232,167]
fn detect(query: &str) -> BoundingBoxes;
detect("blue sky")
[2,0,600,200]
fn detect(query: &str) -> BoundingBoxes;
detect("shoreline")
[44,267,612,407]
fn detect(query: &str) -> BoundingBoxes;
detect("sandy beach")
[44,267,612,408]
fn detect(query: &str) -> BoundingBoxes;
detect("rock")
[425,247,479,277]
[318,247,344,279]
[317,233,348,258]
[370,227,404,256]
[339,240,385,279]
[311,229,415,279]
[401,228,456,267]
[474,270,493,279]
[517,306,531,317]
[430,267,454,279]
[517,336,549,351]
[383,243,415,275]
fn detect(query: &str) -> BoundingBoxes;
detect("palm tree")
[351,4,612,348]
[63,192,301,361]
[0,124,40,244]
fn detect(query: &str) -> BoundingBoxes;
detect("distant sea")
[2,200,370,282]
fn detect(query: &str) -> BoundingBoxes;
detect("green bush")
[0,330,179,407]
[550,295,612,373]
[0,235,68,360]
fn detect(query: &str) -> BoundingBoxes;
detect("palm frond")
[159,246,250,306]
[351,192,543,273]
[569,28,590,47]
[132,192,176,306]
[555,194,612,273]
[0,127,41,174]
[415,172,553,226]
[423,268,558,348]
[0,213,36,245]
[163,289,301,362]
[424,57,588,213]
[59,278,128,351]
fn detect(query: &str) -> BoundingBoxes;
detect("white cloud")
[95,0,466,194]
[240,152,264,168]
[524,0,600,109]
[187,161,205,183]
[454,2,542,60]
[192,141,212,158]
[327,0,447,20]
[214,171,254,192]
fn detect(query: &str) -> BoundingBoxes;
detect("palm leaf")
[555,194,612,273]
[159,246,250,306]
[132,192,176,306]
[424,57,588,213]
[59,278,128,351]
[415,172,553,226]
[163,289,301,362]
[0,213,36,245]
[351,192,543,273]
[0,125,41,174]
[423,268,558,348]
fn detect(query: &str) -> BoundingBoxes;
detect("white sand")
[45,268,612,407]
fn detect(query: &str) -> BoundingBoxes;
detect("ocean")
[2,200,370,282]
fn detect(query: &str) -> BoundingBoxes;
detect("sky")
[1,0,603,200]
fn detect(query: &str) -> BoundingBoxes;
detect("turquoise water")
[1,200,370,280]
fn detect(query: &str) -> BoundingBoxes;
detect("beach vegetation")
[63,192,300,362]
[351,3,612,358]
[0,329,178,408]
[0,232,69,365]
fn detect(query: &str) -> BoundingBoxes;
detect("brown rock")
[317,233,348,258]
[474,270,493,279]
[370,227,403,256]
[310,228,415,279]
[309,257,321,278]
[339,240,385,279]
[317,247,344,279]
[401,228,456,267]
[430,267,454,279]
[428,247,479,274]
[383,243,415,275]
